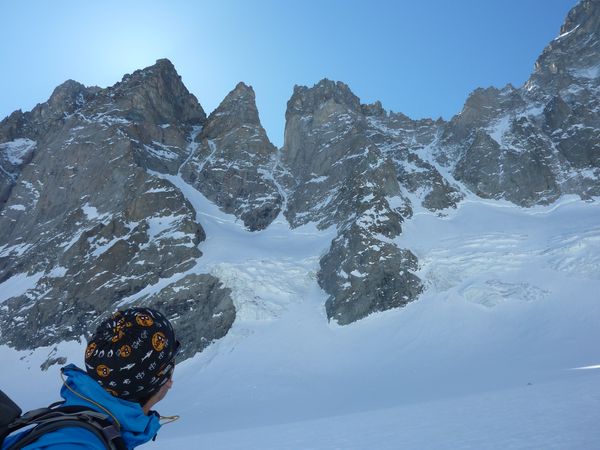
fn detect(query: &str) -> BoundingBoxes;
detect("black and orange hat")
[84,307,180,404]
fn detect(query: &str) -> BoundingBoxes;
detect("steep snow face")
[3,196,598,449]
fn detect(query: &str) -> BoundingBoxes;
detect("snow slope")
[1,184,599,449]
[153,373,600,450]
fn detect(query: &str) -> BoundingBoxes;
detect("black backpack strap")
[0,390,23,444]
[8,419,121,450]
[4,406,126,450]
[0,391,22,428]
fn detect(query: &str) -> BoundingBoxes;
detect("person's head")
[84,307,180,407]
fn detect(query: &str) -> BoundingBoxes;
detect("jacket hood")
[60,364,161,448]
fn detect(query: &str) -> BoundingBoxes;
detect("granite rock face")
[526,0,600,196]
[137,274,236,360]
[279,80,428,324]
[0,80,98,210]
[0,60,232,358]
[435,0,600,205]
[180,82,282,231]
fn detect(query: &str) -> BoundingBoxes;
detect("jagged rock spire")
[180,81,282,231]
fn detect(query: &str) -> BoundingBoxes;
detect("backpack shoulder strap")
[0,390,23,443]
[3,405,126,450]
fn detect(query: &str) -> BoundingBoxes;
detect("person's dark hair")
[84,307,179,405]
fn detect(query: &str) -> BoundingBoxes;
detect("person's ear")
[142,378,173,415]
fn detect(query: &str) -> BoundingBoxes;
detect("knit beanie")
[84,307,179,404]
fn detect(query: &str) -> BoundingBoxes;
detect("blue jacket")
[2,364,161,449]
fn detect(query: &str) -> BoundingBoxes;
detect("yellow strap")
[60,371,122,429]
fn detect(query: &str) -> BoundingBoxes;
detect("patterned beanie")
[84,307,179,404]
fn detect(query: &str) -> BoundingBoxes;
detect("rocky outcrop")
[0,137,36,207]
[137,274,236,359]
[435,0,600,204]
[0,60,232,356]
[366,111,464,211]
[180,82,282,231]
[0,81,97,210]
[279,80,425,324]
[319,222,422,325]
[526,0,600,97]
[452,127,560,206]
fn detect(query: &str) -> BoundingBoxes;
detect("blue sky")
[0,0,577,147]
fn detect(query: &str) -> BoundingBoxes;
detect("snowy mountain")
[1,1,599,447]
[275,0,600,324]
[0,0,598,379]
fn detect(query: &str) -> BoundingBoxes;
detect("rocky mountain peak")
[47,79,87,106]
[110,58,206,125]
[362,100,386,117]
[0,56,234,358]
[462,85,520,116]
[287,78,362,120]
[204,82,261,136]
[443,84,525,144]
[0,110,27,142]
[180,79,282,231]
[562,0,600,35]
[231,81,254,96]
[28,80,90,125]
[120,58,179,85]
[436,0,600,209]
[526,0,600,95]
[149,57,178,73]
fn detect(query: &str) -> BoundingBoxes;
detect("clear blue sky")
[0,0,577,147]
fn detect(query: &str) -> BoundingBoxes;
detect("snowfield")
[1,190,599,449]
